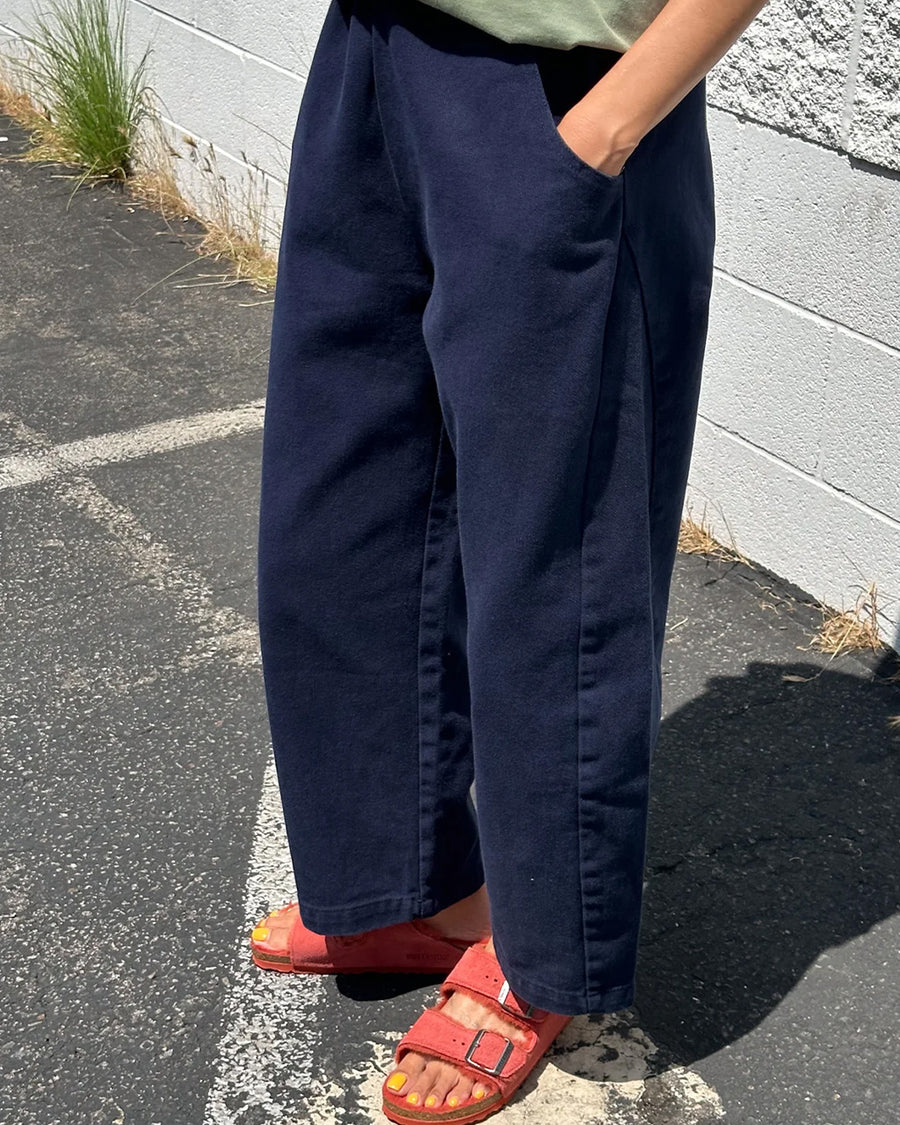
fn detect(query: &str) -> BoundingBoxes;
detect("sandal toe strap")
[392,1007,534,1089]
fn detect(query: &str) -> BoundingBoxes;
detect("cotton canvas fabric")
[257,0,716,1014]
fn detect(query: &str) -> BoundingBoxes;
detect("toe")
[446,1071,474,1107]
[384,1069,409,1096]
[471,1078,495,1102]
[385,1051,427,1097]
[401,1058,445,1107]
[415,1059,458,1108]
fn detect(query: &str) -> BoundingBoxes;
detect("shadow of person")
[337,648,899,1116]
[632,653,900,1065]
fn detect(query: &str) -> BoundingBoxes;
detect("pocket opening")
[524,45,625,189]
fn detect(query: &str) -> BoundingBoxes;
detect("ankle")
[422,884,492,942]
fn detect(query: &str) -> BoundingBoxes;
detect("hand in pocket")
[556,107,631,179]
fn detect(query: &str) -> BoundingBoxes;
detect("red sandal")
[381,938,571,1124]
[249,901,480,975]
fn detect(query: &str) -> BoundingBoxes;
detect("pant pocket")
[517,43,626,189]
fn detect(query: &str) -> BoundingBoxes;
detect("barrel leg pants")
[257,0,716,1015]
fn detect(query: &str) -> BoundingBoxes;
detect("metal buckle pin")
[464,1029,514,1076]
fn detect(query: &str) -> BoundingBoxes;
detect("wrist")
[569,90,648,154]
[559,100,643,176]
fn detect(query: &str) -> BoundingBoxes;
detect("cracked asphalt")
[1,112,899,1125]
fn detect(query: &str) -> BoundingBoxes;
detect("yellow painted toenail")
[425,1096,437,1107]
[447,1096,459,1107]
[406,1092,420,1105]
[251,927,269,942]
[386,1073,407,1092]
[474,1088,486,1100]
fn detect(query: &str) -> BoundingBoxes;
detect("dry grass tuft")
[678,500,753,565]
[0,74,79,169]
[130,119,277,292]
[804,580,888,657]
[191,143,278,292]
[0,75,47,130]
[128,118,193,223]
[2,64,277,291]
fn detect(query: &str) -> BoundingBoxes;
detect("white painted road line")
[202,757,330,1125]
[6,412,262,674]
[0,399,266,492]
[55,475,261,670]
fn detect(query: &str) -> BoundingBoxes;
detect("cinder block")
[715,115,900,350]
[240,52,305,181]
[685,417,900,647]
[193,0,326,76]
[701,272,833,475]
[706,0,855,149]
[127,0,194,30]
[125,5,246,157]
[847,0,900,172]
[124,3,307,180]
[819,330,900,522]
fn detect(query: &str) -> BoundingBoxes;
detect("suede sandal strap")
[393,1006,535,1088]
[437,941,549,1030]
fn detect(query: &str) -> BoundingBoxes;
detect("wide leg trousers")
[257,0,716,1015]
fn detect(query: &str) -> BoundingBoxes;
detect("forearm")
[562,0,771,172]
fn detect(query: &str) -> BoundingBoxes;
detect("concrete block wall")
[1,0,46,79]
[699,0,900,649]
[1,0,898,647]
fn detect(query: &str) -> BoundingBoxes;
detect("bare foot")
[383,936,531,1109]
[421,883,492,944]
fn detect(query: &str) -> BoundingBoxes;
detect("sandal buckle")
[497,979,534,1019]
[464,1029,514,1076]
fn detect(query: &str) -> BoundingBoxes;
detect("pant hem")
[498,960,636,1017]
[296,872,485,936]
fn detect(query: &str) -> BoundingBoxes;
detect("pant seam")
[416,419,451,913]
[621,225,656,510]
[576,190,627,1008]
[622,222,663,727]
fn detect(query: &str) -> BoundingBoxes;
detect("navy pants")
[257,0,715,1015]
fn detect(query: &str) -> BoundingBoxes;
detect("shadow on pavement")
[637,651,899,1066]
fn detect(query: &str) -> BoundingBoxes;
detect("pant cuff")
[498,960,636,1017]
[296,867,486,936]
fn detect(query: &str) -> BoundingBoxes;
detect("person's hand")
[556,0,772,180]
[556,102,638,179]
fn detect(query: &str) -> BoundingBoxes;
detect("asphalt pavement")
[1,113,898,1125]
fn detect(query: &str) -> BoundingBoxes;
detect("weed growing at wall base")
[13,0,151,180]
[806,580,889,658]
